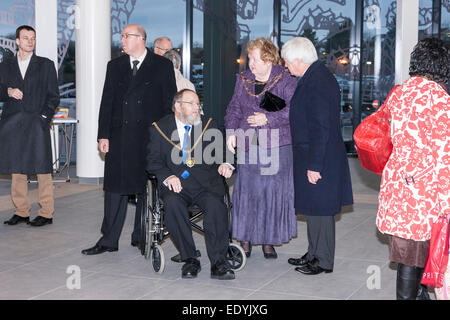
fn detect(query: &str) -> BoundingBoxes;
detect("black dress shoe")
[171,250,201,263]
[131,240,140,248]
[262,245,277,259]
[81,244,118,255]
[4,214,29,225]
[181,258,201,279]
[294,258,333,275]
[288,252,310,266]
[211,261,235,280]
[29,216,52,227]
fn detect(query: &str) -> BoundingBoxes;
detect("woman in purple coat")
[224,38,298,259]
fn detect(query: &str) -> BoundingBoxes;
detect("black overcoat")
[97,49,177,194]
[0,54,59,174]
[289,61,353,216]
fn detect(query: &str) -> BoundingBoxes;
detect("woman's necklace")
[241,69,286,98]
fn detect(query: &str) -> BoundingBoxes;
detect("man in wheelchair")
[146,89,235,280]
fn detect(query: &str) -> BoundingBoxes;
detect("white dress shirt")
[175,116,192,149]
[17,54,32,79]
[129,50,147,71]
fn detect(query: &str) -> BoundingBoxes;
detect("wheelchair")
[140,173,247,274]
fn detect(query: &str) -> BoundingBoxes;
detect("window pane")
[362,0,396,118]
[442,2,450,42]
[192,6,204,101]
[111,0,185,59]
[0,0,35,111]
[418,0,433,40]
[58,0,76,105]
[237,0,273,72]
[280,0,356,145]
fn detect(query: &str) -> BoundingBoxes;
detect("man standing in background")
[82,24,177,255]
[0,25,59,227]
[153,36,173,56]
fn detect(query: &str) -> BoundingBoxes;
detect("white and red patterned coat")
[376,77,450,241]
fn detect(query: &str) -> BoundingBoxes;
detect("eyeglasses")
[177,100,202,109]
[155,46,171,53]
[121,33,143,39]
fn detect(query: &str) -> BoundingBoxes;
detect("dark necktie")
[132,60,139,76]
[182,125,191,164]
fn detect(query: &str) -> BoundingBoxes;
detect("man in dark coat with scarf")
[281,37,353,275]
[82,24,177,255]
[0,25,59,227]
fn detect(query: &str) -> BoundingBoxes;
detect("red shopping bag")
[353,86,398,175]
[421,214,450,288]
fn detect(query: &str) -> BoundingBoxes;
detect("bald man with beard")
[82,24,177,255]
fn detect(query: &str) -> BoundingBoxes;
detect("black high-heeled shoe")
[240,241,252,257]
[262,245,277,259]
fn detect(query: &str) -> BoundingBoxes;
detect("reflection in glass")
[0,0,35,110]
[280,0,356,144]
[418,0,433,40]
[111,0,185,59]
[0,0,35,63]
[442,2,450,42]
[192,5,204,102]
[362,0,396,119]
[236,0,273,72]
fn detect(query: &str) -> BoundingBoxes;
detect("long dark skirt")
[231,145,297,245]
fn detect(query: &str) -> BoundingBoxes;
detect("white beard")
[181,113,201,126]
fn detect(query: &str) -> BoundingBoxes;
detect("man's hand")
[7,88,23,100]
[247,112,268,127]
[226,135,236,154]
[166,175,182,193]
[307,170,322,185]
[218,163,233,179]
[98,139,109,153]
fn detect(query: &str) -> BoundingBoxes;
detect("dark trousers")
[305,215,336,270]
[97,191,144,249]
[161,189,229,265]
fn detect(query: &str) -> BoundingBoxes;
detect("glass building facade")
[1,0,449,154]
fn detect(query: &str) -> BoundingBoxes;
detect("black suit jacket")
[97,49,177,194]
[0,54,59,174]
[146,114,232,198]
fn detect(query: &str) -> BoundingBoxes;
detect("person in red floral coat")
[376,38,449,300]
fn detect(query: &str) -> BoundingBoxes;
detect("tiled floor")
[0,159,434,300]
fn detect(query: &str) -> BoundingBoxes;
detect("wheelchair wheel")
[226,243,246,272]
[151,244,165,274]
[139,194,148,256]
[144,179,156,260]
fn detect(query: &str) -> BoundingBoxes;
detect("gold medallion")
[186,158,195,168]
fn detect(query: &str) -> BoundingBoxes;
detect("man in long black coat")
[281,37,353,275]
[0,25,59,227]
[82,24,177,255]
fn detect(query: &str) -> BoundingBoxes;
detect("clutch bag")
[259,91,286,112]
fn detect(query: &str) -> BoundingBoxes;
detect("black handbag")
[260,91,286,112]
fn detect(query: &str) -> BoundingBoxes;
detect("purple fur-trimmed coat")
[224,64,297,149]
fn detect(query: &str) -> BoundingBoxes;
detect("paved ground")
[0,159,436,300]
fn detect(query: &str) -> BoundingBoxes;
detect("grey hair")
[163,49,181,70]
[281,37,318,64]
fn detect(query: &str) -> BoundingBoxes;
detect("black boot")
[396,263,421,300]
[415,267,431,300]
